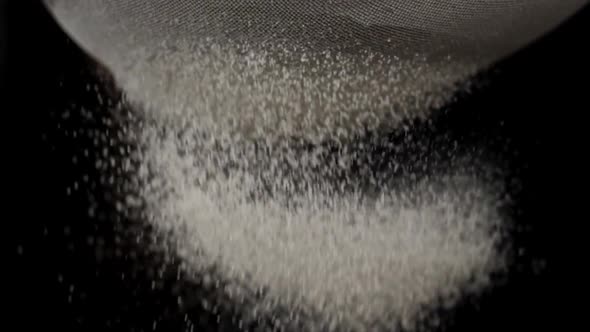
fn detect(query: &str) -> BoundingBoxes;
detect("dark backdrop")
[5,1,588,331]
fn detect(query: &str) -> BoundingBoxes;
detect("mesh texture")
[47,0,586,65]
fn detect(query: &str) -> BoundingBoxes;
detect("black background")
[4,1,588,331]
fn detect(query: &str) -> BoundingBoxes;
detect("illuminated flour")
[46,0,586,329]
[135,119,507,330]
[113,36,504,331]
[113,39,475,142]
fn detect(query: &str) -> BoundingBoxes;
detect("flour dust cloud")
[104,38,512,331]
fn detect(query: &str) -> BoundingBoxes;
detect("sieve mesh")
[46,0,586,64]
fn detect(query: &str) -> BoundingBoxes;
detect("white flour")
[100,38,510,331]
[131,116,508,331]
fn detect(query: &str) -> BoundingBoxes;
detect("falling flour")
[117,39,475,143]
[131,122,508,331]
[45,0,588,329]
[105,38,510,331]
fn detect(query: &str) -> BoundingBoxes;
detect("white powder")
[113,39,475,143]
[93,37,509,331]
[46,1,586,328]
[132,117,508,331]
